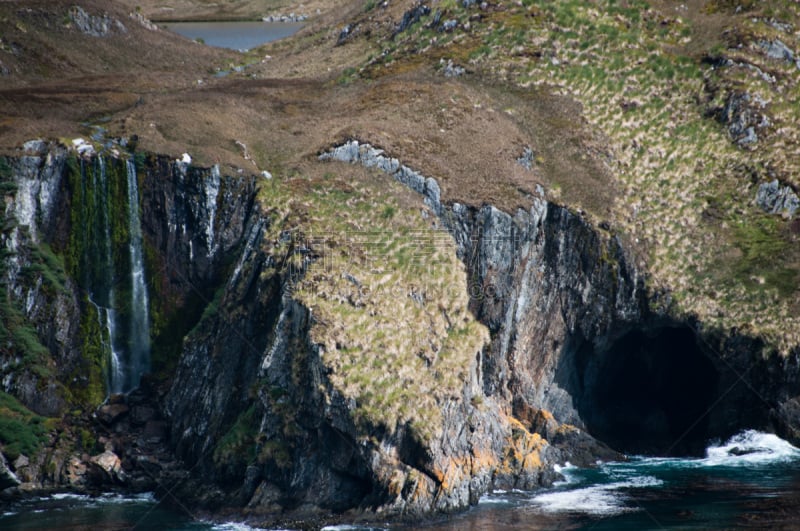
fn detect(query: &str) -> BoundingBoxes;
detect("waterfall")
[124,159,151,391]
[78,156,150,395]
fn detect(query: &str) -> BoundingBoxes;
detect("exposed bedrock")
[322,140,800,462]
[450,177,800,459]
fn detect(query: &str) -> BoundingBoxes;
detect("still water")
[165,21,303,51]
[2,431,800,530]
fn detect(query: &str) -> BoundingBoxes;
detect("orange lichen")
[500,415,547,475]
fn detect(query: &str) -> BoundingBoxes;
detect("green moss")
[22,243,70,296]
[731,216,797,297]
[0,157,11,181]
[0,391,52,460]
[68,296,107,406]
[258,440,291,468]
[78,428,100,452]
[213,404,260,467]
[0,288,52,378]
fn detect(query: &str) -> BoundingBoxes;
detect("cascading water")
[123,159,150,391]
[77,155,150,394]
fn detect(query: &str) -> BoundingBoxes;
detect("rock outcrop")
[756,179,800,218]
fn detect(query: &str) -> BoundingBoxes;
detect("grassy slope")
[335,0,800,351]
[258,163,489,440]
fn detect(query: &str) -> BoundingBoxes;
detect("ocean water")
[164,21,303,51]
[418,430,800,530]
[3,431,800,530]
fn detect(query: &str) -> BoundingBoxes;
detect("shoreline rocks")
[262,13,308,23]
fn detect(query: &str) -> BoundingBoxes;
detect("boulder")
[97,403,130,425]
[88,450,126,484]
[65,456,88,487]
[756,180,800,218]
[0,453,20,491]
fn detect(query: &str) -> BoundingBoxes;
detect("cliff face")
[0,142,258,493]
[3,139,800,525]
[162,157,561,520]
[1,141,80,417]
[320,141,800,461]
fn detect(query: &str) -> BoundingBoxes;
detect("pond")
[164,21,303,51]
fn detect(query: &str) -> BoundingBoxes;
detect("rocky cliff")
[3,136,800,527]
[0,140,257,495]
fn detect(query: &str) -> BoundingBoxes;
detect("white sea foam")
[95,492,156,504]
[552,462,579,486]
[210,523,264,531]
[49,493,91,501]
[321,526,389,531]
[477,493,515,506]
[530,475,663,516]
[703,430,800,466]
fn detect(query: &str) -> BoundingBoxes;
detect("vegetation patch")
[0,391,55,460]
[213,404,260,469]
[258,164,489,442]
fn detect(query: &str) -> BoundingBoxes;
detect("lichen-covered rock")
[759,39,800,69]
[69,6,126,37]
[719,92,770,147]
[756,180,800,218]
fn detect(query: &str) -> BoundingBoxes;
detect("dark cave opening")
[581,327,721,457]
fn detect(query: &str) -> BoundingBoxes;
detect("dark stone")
[0,454,20,491]
[142,421,168,445]
[337,24,353,46]
[394,4,431,37]
[131,406,156,426]
[97,403,130,425]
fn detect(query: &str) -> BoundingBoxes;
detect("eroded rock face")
[1,142,81,416]
[0,144,258,497]
[162,209,559,520]
[0,454,20,491]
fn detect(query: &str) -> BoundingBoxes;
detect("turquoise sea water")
[3,431,799,530]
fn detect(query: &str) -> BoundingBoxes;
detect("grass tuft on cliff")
[257,163,489,442]
[0,392,54,460]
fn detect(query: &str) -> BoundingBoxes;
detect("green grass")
[0,392,54,460]
[23,243,70,296]
[257,167,489,442]
[358,0,800,349]
[731,216,797,296]
[213,404,260,467]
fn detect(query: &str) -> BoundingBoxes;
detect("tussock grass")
[375,0,800,351]
[257,165,488,441]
